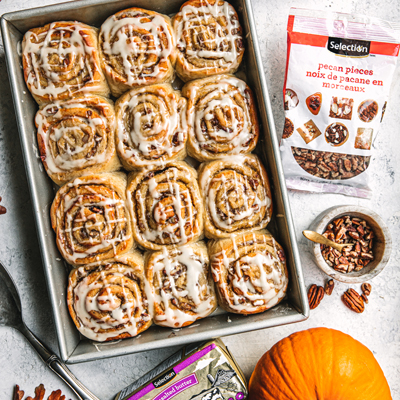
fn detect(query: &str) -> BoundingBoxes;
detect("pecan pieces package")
[280,8,400,197]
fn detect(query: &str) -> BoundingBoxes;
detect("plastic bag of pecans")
[280,8,400,198]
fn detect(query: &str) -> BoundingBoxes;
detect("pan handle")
[19,323,101,400]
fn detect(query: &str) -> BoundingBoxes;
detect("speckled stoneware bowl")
[308,205,392,284]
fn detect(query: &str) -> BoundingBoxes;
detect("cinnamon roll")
[22,22,109,105]
[209,231,288,314]
[51,172,133,266]
[127,161,204,250]
[172,0,244,82]
[144,242,216,327]
[99,8,175,97]
[199,154,272,239]
[67,251,152,341]
[36,95,119,186]
[115,84,187,170]
[182,75,259,161]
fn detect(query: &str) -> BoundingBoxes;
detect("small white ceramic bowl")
[308,205,392,284]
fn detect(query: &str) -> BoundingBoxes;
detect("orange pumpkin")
[248,327,391,400]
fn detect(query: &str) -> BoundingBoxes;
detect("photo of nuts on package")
[355,128,373,150]
[280,8,400,198]
[296,119,322,144]
[329,97,353,120]
[358,99,379,122]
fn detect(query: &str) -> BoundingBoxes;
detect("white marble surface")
[0,0,399,399]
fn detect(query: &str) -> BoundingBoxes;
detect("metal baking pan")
[1,0,309,364]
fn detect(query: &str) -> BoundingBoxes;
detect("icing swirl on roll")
[115,84,187,170]
[199,154,272,239]
[67,254,152,342]
[99,8,175,97]
[172,0,244,81]
[36,95,119,185]
[145,242,216,327]
[51,173,133,266]
[182,75,259,161]
[209,231,288,314]
[22,22,108,105]
[127,162,204,250]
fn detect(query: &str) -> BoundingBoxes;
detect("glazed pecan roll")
[22,22,109,105]
[115,84,187,170]
[67,252,152,341]
[99,8,175,97]
[199,154,272,239]
[172,0,244,82]
[182,75,259,161]
[127,161,204,250]
[209,231,288,314]
[144,242,216,327]
[36,95,120,186]
[51,172,133,266]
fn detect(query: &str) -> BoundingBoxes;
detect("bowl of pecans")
[308,205,392,283]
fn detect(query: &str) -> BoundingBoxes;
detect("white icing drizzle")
[200,156,271,234]
[131,165,200,246]
[212,233,288,313]
[22,22,103,101]
[56,176,131,264]
[145,245,214,327]
[36,98,114,175]
[187,76,256,157]
[100,10,174,86]
[116,86,187,167]
[72,264,150,341]
[174,0,242,71]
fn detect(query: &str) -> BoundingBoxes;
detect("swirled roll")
[36,95,120,186]
[67,251,152,341]
[199,154,272,239]
[51,172,133,266]
[115,84,187,170]
[209,231,288,314]
[127,161,204,250]
[172,0,244,82]
[144,242,216,327]
[22,22,109,105]
[99,8,176,97]
[182,74,259,161]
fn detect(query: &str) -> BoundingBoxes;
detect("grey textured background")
[0,0,399,399]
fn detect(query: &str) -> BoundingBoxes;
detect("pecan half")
[308,284,324,309]
[324,279,334,296]
[361,282,372,296]
[342,289,364,313]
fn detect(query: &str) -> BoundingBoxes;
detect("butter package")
[115,339,247,400]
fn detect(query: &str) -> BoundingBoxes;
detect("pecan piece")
[324,279,334,296]
[361,282,372,296]
[361,294,369,304]
[308,284,324,309]
[342,289,364,313]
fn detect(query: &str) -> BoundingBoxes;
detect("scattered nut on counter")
[13,384,70,400]
[308,284,324,309]
[361,282,372,296]
[342,288,365,313]
[321,215,374,273]
[0,196,6,215]
[324,279,334,295]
